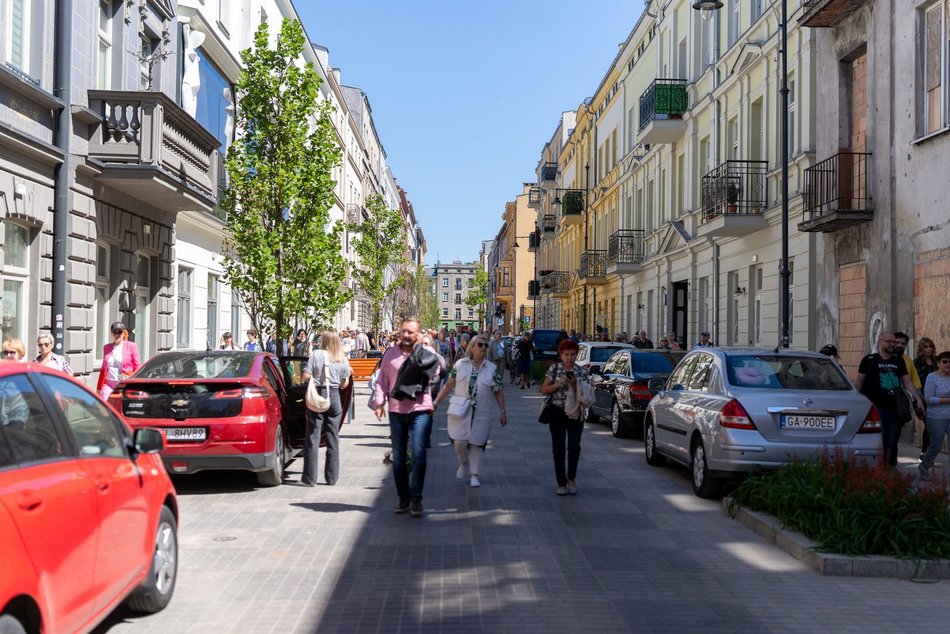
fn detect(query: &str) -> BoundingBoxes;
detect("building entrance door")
[672,281,689,347]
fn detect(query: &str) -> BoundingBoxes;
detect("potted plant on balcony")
[726,181,741,214]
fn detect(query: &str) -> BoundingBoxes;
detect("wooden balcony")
[87,90,220,213]
[697,160,768,238]
[798,152,873,233]
[606,229,645,275]
[638,79,688,145]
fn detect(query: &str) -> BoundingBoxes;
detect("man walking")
[855,331,923,465]
[694,331,714,348]
[373,317,438,518]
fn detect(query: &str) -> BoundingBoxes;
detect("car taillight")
[720,399,756,430]
[124,389,149,400]
[858,405,882,433]
[627,383,653,401]
[212,387,269,399]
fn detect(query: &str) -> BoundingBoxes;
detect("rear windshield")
[591,347,626,362]
[632,353,677,373]
[726,355,852,390]
[532,330,566,351]
[135,353,257,379]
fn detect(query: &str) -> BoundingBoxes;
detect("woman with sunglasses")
[434,334,507,488]
[33,333,72,375]
[96,321,141,399]
[1,339,26,362]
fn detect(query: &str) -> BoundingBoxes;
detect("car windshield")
[135,352,257,379]
[632,353,676,373]
[590,347,626,362]
[532,330,564,351]
[726,355,852,390]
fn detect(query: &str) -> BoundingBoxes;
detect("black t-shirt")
[858,353,907,411]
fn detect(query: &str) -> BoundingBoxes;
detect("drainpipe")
[52,0,73,356]
[712,240,720,346]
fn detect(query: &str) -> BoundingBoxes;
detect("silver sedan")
[644,348,882,498]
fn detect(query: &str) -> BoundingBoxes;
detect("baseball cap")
[819,344,839,357]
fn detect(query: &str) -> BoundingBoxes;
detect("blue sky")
[297,1,646,265]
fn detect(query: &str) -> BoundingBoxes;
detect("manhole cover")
[213,536,238,542]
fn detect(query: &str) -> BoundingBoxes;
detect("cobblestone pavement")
[97,382,950,633]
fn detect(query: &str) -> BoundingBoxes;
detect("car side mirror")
[134,428,165,455]
[647,378,665,393]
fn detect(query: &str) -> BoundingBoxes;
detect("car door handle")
[17,493,43,511]
[96,479,110,492]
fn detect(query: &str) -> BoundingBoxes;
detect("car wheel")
[585,406,599,424]
[644,417,666,466]
[126,505,178,613]
[690,437,723,499]
[0,615,26,634]
[611,402,630,438]
[257,424,284,487]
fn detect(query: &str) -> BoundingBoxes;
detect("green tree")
[408,263,440,329]
[221,19,349,342]
[349,195,407,334]
[465,268,489,328]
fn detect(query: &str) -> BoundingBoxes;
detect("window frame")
[5,0,31,75]
[2,222,31,343]
[97,0,113,90]
[176,267,193,349]
[921,2,950,135]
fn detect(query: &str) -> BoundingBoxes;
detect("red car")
[0,363,178,634]
[106,351,351,486]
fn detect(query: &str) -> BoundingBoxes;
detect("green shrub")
[728,450,950,559]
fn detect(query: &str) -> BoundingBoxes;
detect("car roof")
[698,347,826,358]
[580,342,634,348]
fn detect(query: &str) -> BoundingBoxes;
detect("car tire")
[644,417,666,466]
[610,402,630,438]
[690,437,723,499]
[257,424,284,487]
[126,505,178,614]
[585,406,599,424]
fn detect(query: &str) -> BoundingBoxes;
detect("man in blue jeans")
[372,317,438,518]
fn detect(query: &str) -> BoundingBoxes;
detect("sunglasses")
[37,342,52,347]
[2,350,18,356]
[941,359,950,364]
[475,342,488,348]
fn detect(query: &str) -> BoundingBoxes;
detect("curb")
[722,498,950,579]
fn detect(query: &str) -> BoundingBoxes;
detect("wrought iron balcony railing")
[580,250,607,279]
[539,271,570,294]
[528,186,543,207]
[607,229,645,265]
[541,214,556,232]
[639,79,689,131]
[527,230,541,251]
[540,162,557,184]
[700,160,768,220]
[800,152,872,231]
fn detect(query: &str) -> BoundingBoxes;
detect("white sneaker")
[456,465,466,480]
[470,474,481,488]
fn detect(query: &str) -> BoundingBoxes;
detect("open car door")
[278,356,354,450]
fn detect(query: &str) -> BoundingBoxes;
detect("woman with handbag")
[97,321,141,398]
[433,334,507,488]
[539,338,591,496]
[300,331,351,486]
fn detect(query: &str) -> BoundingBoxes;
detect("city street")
[98,382,950,634]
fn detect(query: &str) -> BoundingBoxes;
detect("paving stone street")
[97,382,950,634]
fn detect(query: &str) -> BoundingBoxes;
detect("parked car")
[644,348,882,498]
[0,363,178,634]
[530,329,568,362]
[106,351,351,486]
[576,341,634,374]
[588,349,686,437]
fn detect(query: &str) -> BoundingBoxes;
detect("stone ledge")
[723,498,950,579]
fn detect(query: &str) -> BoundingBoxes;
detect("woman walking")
[96,321,141,398]
[516,331,533,389]
[434,334,507,488]
[300,331,352,486]
[918,350,950,481]
[34,333,72,374]
[539,339,591,496]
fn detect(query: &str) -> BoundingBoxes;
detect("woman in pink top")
[97,321,142,398]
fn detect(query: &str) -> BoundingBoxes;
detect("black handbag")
[538,401,552,424]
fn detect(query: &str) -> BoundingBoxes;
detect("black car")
[530,329,568,361]
[588,349,687,438]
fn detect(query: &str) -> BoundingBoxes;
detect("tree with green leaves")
[221,19,349,342]
[349,195,407,334]
[400,263,439,329]
[465,268,490,329]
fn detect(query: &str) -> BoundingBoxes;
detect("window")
[700,12,715,69]
[455,308,461,320]
[134,254,152,356]
[139,34,155,90]
[442,292,448,302]
[726,355,852,390]
[195,51,234,154]
[95,243,112,355]
[729,117,739,160]
[753,267,763,345]
[217,0,232,36]
[728,0,740,46]
[923,3,950,134]
[786,73,797,156]
[207,274,219,351]
[455,293,461,304]
[442,278,448,288]
[787,261,795,345]
[676,153,686,215]
[728,271,740,345]
[97,0,112,89]
[468,308,474,318]
[231,287,241,347]
[4,0,30,75]
[39,374,127,458]
[0,374,64,465]
[699,277,710,336]
[687,354,714,392]
[176,268,192,348]
[2,223,30,342]
[751,0,764,22]
[455,278,462,290]
[442,308,448,318]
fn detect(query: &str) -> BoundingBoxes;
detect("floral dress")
[446,358,503,446]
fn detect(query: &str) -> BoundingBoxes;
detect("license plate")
[165,427,207,442]
[781,415,836,431]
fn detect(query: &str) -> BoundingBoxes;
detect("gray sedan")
[644,348,882,498]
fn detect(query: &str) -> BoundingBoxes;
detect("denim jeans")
[389,410,433,501]
[919,417,950,478]
[879,406,904,466]
[549,406,584,487]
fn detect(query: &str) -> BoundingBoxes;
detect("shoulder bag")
[447,361,473,418]
[538,362,559,424]
[306,352,332,413]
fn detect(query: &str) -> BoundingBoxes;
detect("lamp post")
[693,0,790,348]
[550,164,591,336]
[512,232,538,331]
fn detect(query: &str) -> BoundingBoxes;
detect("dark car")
[588,349,687,437]
[530,329,568,361]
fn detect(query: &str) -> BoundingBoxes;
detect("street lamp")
[692,1,790,348]
[549,164,591,336]
[512,232,538,331]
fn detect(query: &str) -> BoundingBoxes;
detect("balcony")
[346,204,363,224]
[579,250,608,285]
[528,186,543,208]
[556,189,584,227]
[527,230,541,252]
[638,79,688,145]
[87,90,220,213]
[800,0,868,28]
[540,162,558,186]
[606,229,646,275]
[799,152,872,233]
[698,160,769,238]
[540,271,570,298]
[527,280,541,299]
[541,214,556,233]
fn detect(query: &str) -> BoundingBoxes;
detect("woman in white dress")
[433,334,507,488]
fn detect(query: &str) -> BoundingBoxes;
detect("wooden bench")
[349,357,379,383]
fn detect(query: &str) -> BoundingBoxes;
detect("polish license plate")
[165,427,207,442]
[781,415,836,431]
